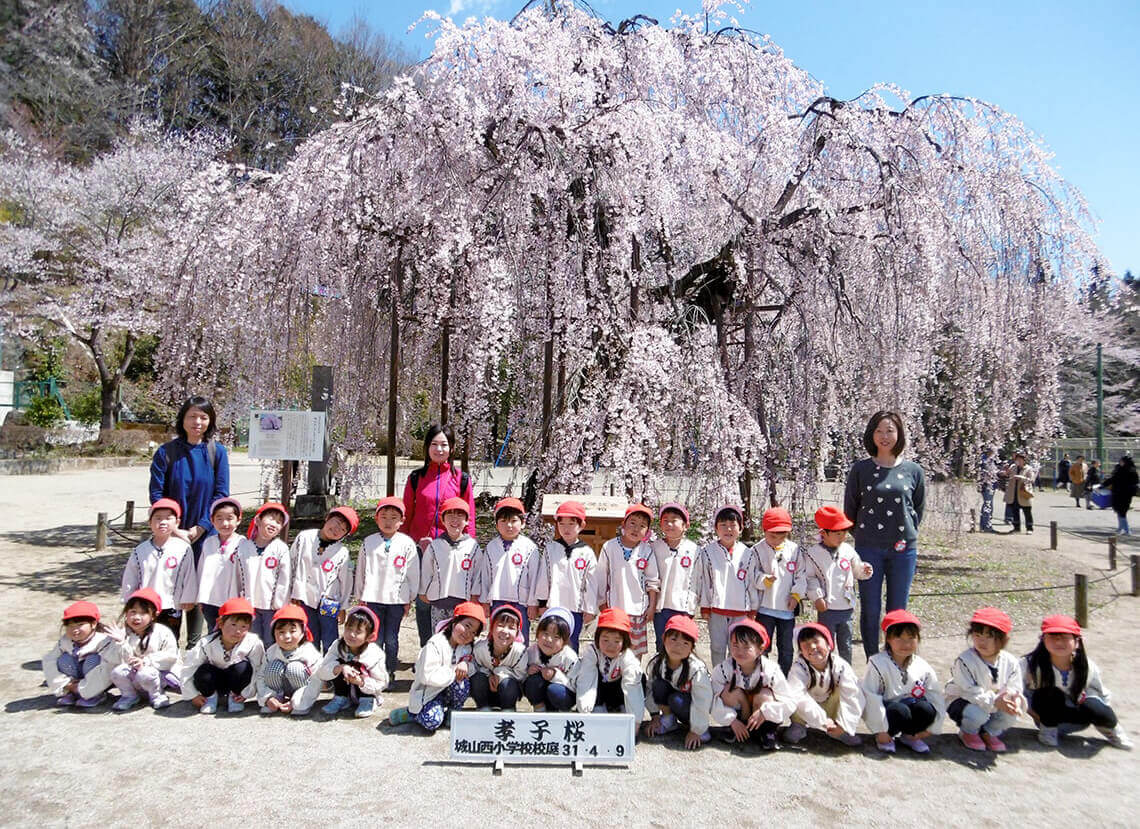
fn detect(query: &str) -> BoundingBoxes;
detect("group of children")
[45,495,1132,754]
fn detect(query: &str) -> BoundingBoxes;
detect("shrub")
[24,395,64,428]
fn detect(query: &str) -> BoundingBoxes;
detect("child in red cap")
[860,610,945,754]
[595,504,660,657]
[573,608,645,721]
[651,502,702,654]
[708,618,793,749]
[290,506,358,653]
[1021,615,1132,748]
[43,601,118,707]
[474,497,541,644]
[530,500,597,648]
[945,607,1025,752]
[419,497,482,633]
[111,589,181,711]
[785,623,864,746]
[181,597,266,714]
[699,505,758,666]
[801,505,873,664]
[295,605,387,718]
[470,605,529,710]
[256,604,321,715]
[235,502,292,645]
[355,496,420,685]
[121,499,197,640]
[643,614,713,749]
[194,496,245,633]
[752,506,805,676]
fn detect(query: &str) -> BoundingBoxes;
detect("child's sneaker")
[388,672,397,687]
[699,730,712,744]
[836,732,863,747]
[1099,725,1134,749]
[657,713,679,734]
[782,722,807,744]
[532,703,547,712]
[56,693,77,707]
[898,735,930,754]
[388,706,411,725]
[150,693,171,710]
[981,732,1007,753]
[354,698,376,719]
[1038,726,1059,747]
[74,693,105,708]
[759,730,780,751]
[199,693,218,714]
[227,694,245,713]
[958,731,986,751]
[876,737,896,753]
[112,695,141,712]
[260,704,273,714]
[322,695,352,715]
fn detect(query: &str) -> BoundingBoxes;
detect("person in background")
[978,447,997,533]
[1102,455,1138,536]
[1068,455,1087,508]
[1055,453,1071,491]
[1084,459,1102,510]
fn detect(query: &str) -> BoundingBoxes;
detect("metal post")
[125,500,135,531]
[1108,536,1117,570]
[1131,555,1140,597]
[1074,573,1088,628]
[96,512,107,551]
[1050,521,1058,550]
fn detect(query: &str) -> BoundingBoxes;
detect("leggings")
[885,696,937,736]
[470,673,522,709]
[1029,687,1117,729]
[366,602,406,673]
[522,675,576,711]
[414,680,470,731]
[262,659,312,698]
[651,677,692,725]
[193,661,253,698]
[757,613,794,676]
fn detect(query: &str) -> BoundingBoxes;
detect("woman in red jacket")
[401,423,476,645]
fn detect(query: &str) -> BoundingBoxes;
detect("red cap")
[217,597,255,624]
[209,496,242,518]
[248,502,290,541]
[730,617,771,650]
[881,609,921,632]
[62,601,100,623]
[149,498,182,521]
[374,496,406,517]
[714,505,744,525]
[814,505,854,532]
[971,607,1012,635]
[453,601,486,628]
[126,588,163,615]
[1041,615,1081,636]
[796,622,834,651]
[490,604,524,631]
[664,614,699,642]
[441,496,470,518]
[762,507,793,533]
[555,500,587,522]
[624,504,653,523]
[494,497,525,518]
[271,604,313,642]
[326,506,359,535]
[345,605,380,641]
[659,502,690,524]
[597,607,632,635]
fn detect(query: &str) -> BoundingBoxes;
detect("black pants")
[332,673,375,701]
[885,697,937,736]
[157,609,182,639]
[193,661,252,697]
[1009,504,1033,531]
[757,614,794,675]
[709,718,779,743]
[1030,687,1117,729]
[596,677,626,712]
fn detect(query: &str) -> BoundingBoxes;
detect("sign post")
[450,711,635,775]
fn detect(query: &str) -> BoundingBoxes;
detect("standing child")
[476,498,542,643]
[524,607,579,712]
[121,498,198,638]
[699,505,758,666]
[652,502,703,651]
[390,602,485,731]
[753,506,806,676]
[355,496,420,685]
[181,597,265,714]
[530,500,597,648]
[236,502,292,645]
[419,497,482,632]
[861,609,946,754]
[256,604,321,715]
[784,623,864,746]
[594,504,659,657]
[643,615,713,749]
[43,601,118,707]
[110,589,181,710]
[945,607,1025,752]
[801,506,873,664]
[291,506,357,652]
[573,608,645,721]
[195,497,245,632]
[471,605,528,710]
[1022,614,1132,748]
[295,606,387,718]
[708,618,794,749]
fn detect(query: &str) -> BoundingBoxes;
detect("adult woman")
[149,395,231,644]
[843,411,926,658]
[400,423,476,646]
[1002,451,1036,533]
[1102,455,1138,536]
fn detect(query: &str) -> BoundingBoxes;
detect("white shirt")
[409,632,475,713]
[643,652,713,735]
[294,641,387,712]
[195,533,245,606]
[945,648,1024,714]
[652,537,704,615]
[43,631,120,698]
[181,631,266,699]
[752,539,807,612]
[121,536,197,609]
[419,534,481,602]
[290,529,354,608]
[787,654,865,734]
[708,655,795,727]
[861,651,946,735]
[235,537,291,611]
[354,531,420,605]
[475,535,543,604]
[593,537,659,616]
[801,541,868,611]
[572,643,645,722]
[472,639,529,682]
[699,540,758,613]
[525,643,578,686]
[256,641,321,706]
[1020,654,1110,703]
[530,540,598,613]
[119,624,181,674]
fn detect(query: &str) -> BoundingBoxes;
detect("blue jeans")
[653,608,691,652]
[979,486,994,531]
[818,607,854,665]
[757,613,794,676]
[491,601,530,644]
[857,545,918,658]
[470,673,522,709]
[252,608,275,646]
[366,602,406,673]
[568,611,584,650]
[523,674,575,711]
[651,677,692,726]
[302,603,340,653]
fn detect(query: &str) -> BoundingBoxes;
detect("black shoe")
[759,730,779,750]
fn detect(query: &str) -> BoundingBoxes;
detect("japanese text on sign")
[450,712,635,764]
[248,410,327,462]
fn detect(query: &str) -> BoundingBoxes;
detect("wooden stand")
[540,494,630,555]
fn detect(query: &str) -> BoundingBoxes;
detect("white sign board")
[248,410,327,462]
[450,711,635,764]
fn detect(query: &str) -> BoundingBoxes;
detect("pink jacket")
[400,462,476,542]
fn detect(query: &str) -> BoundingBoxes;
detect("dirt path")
[1,463,1138,826]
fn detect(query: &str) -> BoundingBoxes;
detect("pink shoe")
[958,731,986,751]
[981,733,1007,753]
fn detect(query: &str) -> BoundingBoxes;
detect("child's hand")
[786,596,799,611]
[489,674,500,692]
[826,722,846,738]
[341,666,361,685]
[700,610,710,620]
[528,605,539,619]
[180,603,195,611]
[403,603,411,614]
[996,692,1020,715]
[684,730,704,750]
[746,709,766,731]
[331,664,343,676]
[730,719,751,742]
[266,697,284,712]
[192,694,206,707]
[914,730,932,739]
[337,609,346,624]
[279,699,293,713]
[762,574,776,587]
[583,613,596,624]
[128,656,144,669]
[814,598,828,613]
[541,667,555,681]
[644,715,662,737]
[454,663,469,681]
[861,563,874,578]
[527,663,541,676]
[64,679,79,694]
[292,598,305,607]
[418,594,429,605]
[232,694,245,702]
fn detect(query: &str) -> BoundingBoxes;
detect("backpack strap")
[164,438,219,481]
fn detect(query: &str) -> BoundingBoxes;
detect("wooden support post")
[96,512,107,551]
[1108,536,1117,570]
[492,758,504,776]
[969,509,976,533]
[572,760,584,777]
[1131,555,1140,598]
[124,500,135,531]
[281,461,293,514]
[1074,573,1089,628]
[441,320,450,425]
[1050,521,1058,551]
[386,255,402,497]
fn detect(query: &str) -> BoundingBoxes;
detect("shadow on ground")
[1,524,144,550]
[0,550,127,597]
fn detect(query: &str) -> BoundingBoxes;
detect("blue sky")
[283,0,1139,276]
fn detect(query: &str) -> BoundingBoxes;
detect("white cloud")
[446,0,498,16]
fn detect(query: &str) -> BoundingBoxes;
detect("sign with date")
[450,712,635,765]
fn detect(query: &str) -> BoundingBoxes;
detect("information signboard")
[248,410,326,462]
